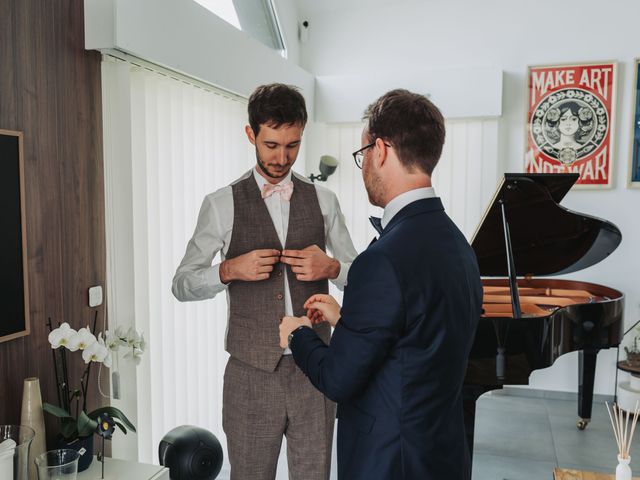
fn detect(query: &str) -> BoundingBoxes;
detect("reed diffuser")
[606,401,640,480]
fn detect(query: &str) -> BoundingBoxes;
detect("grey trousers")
[222,355,336,480]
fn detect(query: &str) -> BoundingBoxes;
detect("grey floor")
[472,388,639,479]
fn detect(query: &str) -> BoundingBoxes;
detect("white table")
[78,456,170,480]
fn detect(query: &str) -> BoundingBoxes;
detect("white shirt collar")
[381,187,436,229]
[253,167,293,190]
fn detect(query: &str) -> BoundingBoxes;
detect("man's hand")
[280,245,340,281]
[304,294,341,328]
[279,315,312,349]
[220,249,280,283]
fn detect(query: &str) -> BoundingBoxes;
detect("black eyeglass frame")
[352,141,391,169]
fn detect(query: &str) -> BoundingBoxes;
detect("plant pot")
[55,433,94,472]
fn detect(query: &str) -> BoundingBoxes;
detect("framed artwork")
[629,59,640,187]
[0,129,30,343]
[525,62,617,188]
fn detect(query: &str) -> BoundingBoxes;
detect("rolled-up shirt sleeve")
[323,190,358,290]
[172,193,229,301]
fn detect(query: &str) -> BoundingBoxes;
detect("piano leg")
[577,349,598,430]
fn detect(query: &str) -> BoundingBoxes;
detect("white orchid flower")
[105,330,125,351]
[97,333,113,368]
[103,350,113,369]
[82,334,108,364]
[124,327,140,348]
[115,325,128,339]
[129,331,145,351]
[67,326,97,352]
[122,326,144,365]
[48,323,77,349]
[124,347,144,365]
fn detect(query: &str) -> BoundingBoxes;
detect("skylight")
[192,0,285,54]
[193,0,241,29]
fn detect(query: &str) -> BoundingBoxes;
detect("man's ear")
[375,137,389,167]
[245,125,256,145]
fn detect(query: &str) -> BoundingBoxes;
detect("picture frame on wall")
[525,61,617,188]
[0,129,30,343]
[629,59,640,188]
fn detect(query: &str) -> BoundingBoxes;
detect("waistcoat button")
[276,293,283,300]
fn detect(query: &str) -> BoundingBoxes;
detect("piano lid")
[471,173,622,277]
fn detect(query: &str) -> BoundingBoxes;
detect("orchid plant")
[625,325,640,366]
[43,316,144,441]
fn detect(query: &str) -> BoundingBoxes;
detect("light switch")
[89,285,103,307]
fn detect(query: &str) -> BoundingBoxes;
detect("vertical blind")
[103,57,252,476]
[132,68,252,469]
[103,55,500,478]
[132,67,253,471]
[319,119,500,260]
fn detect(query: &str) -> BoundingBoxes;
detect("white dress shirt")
[381,187,437,230]
[172,168,358,352]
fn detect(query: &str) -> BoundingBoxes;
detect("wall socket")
[88,285,103,307]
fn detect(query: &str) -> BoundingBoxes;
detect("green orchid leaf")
[60,420,77,440]
[77,411,99,437]
[113,420,127,435]
[87,406,136,433]
[43,402,73,420]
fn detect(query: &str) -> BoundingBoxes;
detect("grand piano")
[464,173,624,452]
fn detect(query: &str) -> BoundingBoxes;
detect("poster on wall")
[629,59,640,188]
[525,62,617,188]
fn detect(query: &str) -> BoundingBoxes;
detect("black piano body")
[464,173,624,453]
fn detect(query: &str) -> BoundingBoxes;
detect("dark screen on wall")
[0,132,27,339]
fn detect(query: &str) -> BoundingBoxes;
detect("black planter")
[56,433,94,472]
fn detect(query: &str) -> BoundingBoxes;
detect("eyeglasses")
[352,143,374,169]
[352,141,391,169]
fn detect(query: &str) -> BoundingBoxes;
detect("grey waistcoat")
[226,173,330,372]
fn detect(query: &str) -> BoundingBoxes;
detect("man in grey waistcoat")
[172,83,357,480]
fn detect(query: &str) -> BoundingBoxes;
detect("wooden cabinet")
[554,467,640,479]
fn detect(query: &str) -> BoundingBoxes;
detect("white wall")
[85,0,313,107]
[273,0,302,65]
[300,0,640,395]
[314,67,503,122]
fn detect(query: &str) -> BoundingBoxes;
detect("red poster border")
[525,61,617,189]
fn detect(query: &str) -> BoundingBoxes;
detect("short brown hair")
[248,84,308,136]
[363,89,445,175]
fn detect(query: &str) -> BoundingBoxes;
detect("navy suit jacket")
[290,197,483,480]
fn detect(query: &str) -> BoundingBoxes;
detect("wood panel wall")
[0,0,106,445]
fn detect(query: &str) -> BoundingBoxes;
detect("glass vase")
[616,454,632,480]
[34,449,80,480]
[0,424,35,480]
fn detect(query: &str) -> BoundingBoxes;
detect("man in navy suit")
[279,89,483,480]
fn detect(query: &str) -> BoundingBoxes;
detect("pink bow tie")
[261,181,294,201]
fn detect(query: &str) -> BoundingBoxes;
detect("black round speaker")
[159,425,223,479]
